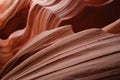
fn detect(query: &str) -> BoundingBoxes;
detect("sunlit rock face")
[0,0,31,39]
[0,0,120,80]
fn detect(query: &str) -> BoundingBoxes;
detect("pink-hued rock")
[83,0,113,6]
[103,19,120,34]
[0,0,31,39]
[0,0,120,79]
[1,25,120,80]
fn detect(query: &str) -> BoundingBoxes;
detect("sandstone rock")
[0,0,120,80]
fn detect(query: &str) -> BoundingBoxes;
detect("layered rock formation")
[0,0,120,80]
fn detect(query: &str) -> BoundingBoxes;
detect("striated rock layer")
[0,0,120,80]
[1,25,120,80]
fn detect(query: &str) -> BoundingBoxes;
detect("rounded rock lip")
[82,0,114,7]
